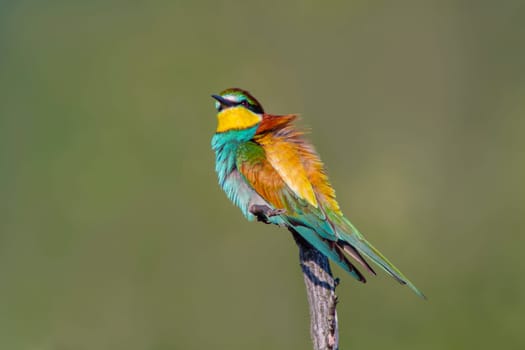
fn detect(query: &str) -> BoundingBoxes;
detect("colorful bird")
[211,88,425,298]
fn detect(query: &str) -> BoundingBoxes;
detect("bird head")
[212,88,265,133]
[212,88,264,114]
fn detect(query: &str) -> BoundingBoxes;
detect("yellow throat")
[216,106,262,133]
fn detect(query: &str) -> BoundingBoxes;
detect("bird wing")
[257,134,319,208]
[235,140,308,212]
[251,125,345,238]
[236,138,332,231]
[235,139,368,282]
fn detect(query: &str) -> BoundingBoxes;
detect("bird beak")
[211,94,236,107]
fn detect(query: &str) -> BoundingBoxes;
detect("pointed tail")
[338,217,426,299]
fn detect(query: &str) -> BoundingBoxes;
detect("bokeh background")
[1,1,524,349]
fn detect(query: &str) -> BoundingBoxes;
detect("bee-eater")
[211,88,425,298]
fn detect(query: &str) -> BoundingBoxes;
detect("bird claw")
[267,208,286,217]
[249,205,286,224]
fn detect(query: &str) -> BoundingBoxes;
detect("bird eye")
[241,100,249,107]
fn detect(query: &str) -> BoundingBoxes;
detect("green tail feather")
[338,217,426,299]
[292,225,366,283]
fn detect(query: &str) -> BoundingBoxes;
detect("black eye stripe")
[215,95,263,114]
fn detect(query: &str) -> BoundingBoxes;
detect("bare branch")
[291,230,340,350]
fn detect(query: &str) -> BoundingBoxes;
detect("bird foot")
[249,204,286,224]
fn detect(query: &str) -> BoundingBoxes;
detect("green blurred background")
[1,1,524,349]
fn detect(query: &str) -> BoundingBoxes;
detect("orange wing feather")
[237,142,289,211]
[255,114,342,215]
[256,133,318,208]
